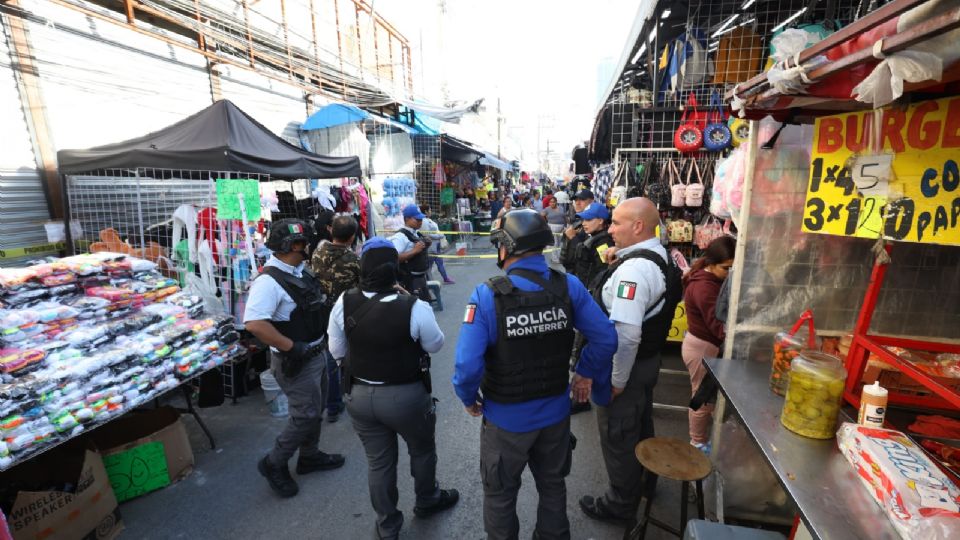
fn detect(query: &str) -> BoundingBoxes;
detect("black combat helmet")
[490,209,554,263]
[266,218,314,254]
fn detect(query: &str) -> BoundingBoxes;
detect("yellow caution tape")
[435,248,555,259]
[0,242,65,259]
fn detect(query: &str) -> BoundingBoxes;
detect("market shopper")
[496,195,514,219]
[454,209,617,540]
[390,205,432,302]
[327,238,458,540]
[420,205,455,285]
[244,218,345,499]
[579,198,682,523]
[541,197,568,264]
[559,190,595,272]
[311,214,361,423]
[681,236,736,454]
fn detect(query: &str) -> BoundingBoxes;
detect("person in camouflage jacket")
[310,214,360,422]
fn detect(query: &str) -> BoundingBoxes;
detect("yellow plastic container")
[780,351,846,440]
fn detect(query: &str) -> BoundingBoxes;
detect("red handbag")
[674,93,703,153]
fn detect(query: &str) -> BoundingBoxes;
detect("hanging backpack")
[704,91,732,152]
[674,93,703,153]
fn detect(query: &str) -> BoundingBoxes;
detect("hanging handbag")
[645,162,672,209]
[695,215,724,249]
[685,159,705,207]
[704,91,732,152]
[730,117,750,147]
[668,158,686,208]
[666,218,694,243]
[674,93,703,153]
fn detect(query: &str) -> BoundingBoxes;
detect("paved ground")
[120,240,697,539]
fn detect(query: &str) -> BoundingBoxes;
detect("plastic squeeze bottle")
[858,382,888,428]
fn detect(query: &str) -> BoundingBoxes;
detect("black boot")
[296,451,346,474]
[413,489,460,518]
[258,455,298,498]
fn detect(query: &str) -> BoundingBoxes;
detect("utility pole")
[497,97,502,159]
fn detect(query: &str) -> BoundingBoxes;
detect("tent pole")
[135,169,147,252]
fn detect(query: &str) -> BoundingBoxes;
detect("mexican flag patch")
[288,223,303,234]
[463,304,477,323]
[617,281,637,300]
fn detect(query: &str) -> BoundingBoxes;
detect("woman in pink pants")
[681,236,736,454]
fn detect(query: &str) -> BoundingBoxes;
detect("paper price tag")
[850,153,894,197]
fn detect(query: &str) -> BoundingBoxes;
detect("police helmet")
[266,218,314,254]
[490,209,554,259]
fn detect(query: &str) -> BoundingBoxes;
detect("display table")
[704,358,899,540]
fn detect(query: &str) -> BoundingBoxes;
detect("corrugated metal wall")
[0,13,52,266]
[218,64,313,142]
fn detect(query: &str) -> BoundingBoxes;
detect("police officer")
[571,202,613,289]
[391,205,432,302]
[578,198,682,523]
[559,190,595,272]
[244,219,345,498]
[454,209,618,540]
[327,238,458,540]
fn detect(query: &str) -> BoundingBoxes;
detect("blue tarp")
[302,103,369,130]
[480,153,514,172]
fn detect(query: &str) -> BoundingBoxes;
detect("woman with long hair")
[681,235,736,454]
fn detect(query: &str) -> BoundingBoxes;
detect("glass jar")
[781,351,847,439]
[770,331,821,395]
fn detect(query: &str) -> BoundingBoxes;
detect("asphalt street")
[120,239,695,539]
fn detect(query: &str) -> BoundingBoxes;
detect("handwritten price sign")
[803,96,960,246]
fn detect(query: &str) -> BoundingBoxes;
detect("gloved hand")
[281,341,312,378]
[286,341,312,361]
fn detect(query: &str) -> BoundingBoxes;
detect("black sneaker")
[413,489,460,518]
[296,451,346,474]
[570,399,592,415]
[578,495,633,524]
[258,455,298,498]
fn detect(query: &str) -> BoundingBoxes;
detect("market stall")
[703,0,960,536]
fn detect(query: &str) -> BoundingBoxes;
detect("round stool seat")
[635,437,711,482]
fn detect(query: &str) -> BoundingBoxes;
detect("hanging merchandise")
[668,159,687,208]
[674,93,703,153]
[704,91,732,152]
[730,118,750,148]
[685,159,705,207]
[646,162,673,210]
[681,28,714,87]
[666,217,694,243]
[713,25,763,85]
[695,215,725,250]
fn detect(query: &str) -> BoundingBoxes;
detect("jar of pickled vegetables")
[770,331,820,395]
[780,352,846,439]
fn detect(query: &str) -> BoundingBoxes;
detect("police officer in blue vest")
[453,209,618,540]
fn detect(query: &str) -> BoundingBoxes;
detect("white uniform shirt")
[327,291,445,383]
[242,256,306,352]
[390,226,420,254]
[601,237,668,326]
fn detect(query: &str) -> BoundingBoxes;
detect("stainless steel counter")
[705,358,898,540]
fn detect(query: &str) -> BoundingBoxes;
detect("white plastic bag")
[853,50,943,107]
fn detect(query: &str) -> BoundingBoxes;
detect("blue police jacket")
[453,254,618,432]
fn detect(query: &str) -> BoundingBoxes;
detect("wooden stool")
[627,437,712,539]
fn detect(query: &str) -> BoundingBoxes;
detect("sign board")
[216,178,261,221]
[803,96,960,246]
[667,301,688,343]
[102,441,171,502]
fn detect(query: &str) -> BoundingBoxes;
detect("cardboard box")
[1,442,123,540]
[90,407,194,503]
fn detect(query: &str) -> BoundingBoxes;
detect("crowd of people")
[241,193,735,540]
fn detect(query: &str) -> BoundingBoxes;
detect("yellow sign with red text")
[803,96,960,246]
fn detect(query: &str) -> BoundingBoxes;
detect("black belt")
[352,376,421,386]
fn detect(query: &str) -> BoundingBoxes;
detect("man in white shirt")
[390,205,432,301]
[579,198,683,523]
[327,238,458,539]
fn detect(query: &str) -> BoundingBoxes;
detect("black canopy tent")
[57,99,362,178]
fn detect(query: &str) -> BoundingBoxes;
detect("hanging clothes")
[172,204,198,264]
[197,207,221,265]
[434,162,446,186]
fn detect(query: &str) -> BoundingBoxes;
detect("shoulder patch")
[616,281,637,300]
[463,303,477,324]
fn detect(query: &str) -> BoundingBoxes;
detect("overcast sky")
[375,0,639,163]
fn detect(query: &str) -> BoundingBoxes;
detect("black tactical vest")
[260,266,329,343]
[589,250,683,359]
[343,289,423,384]
[398,228,430,274]
[573,230,613,287]
[481,268,576,404]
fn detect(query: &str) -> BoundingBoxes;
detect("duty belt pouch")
[420,354,433,394]
[281,354,305,379]
[341,358,353,395]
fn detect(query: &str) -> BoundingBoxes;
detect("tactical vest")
[481,268,576,404]
[343,289,424,384]
[573,230,613,287]
[589,249,683,359]
[398,228,430,274]
[559,226,586,272]
[260,266,329,342]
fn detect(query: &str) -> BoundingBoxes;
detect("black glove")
[281,341,312,378]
